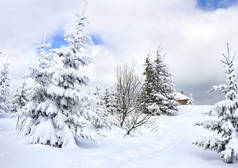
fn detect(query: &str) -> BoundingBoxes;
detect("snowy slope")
[0,106,238,168]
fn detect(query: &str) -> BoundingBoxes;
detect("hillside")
[0,105,237,168]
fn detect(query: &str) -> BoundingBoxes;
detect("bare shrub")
[111,65,152,135]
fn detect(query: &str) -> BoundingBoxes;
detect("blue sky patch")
[197,0,237,11]
[50,33,67,49]
[91,33,104,45]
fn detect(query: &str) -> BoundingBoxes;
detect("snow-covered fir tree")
[11,78,29,113]
[141,48,178,115]
[103,88,118,115]
[194,43,238,163]
[140,55,156,114]
[82,87,107,129]
[16,36,56,141]
[152,48,178,115]
[17,14,106,147]
[48,14,108,144]
[0,63,10,113]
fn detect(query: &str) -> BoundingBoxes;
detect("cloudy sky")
[0,0,238,104]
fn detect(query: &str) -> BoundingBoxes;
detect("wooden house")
[175,92,192,105]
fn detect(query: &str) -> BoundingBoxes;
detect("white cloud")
[1,0,238,103]
[86,0,238,104]
[0,0,84,92]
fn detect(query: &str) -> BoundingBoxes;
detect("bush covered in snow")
[0,63,10,113]
[11,78,29,113]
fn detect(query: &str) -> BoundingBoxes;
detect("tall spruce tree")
[19,15,104,146]
[0,63,10,113]
[17,15,105,147]
[152,48,178,115]
[194,44,238,163]
[140,55,156,114]
[16,36,57,144]
[141,48,178,115]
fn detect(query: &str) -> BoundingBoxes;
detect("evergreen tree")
[141,48,178,115]
[17,14,105,147]
[194,44,238,163]
[140,55,155,114]
[103,88,118,115]
[11,78,29,113]
[82,87,107,129]
[16,36,57,144]
[152,48,178,115]
[0,63,10,113]
[48,15,96,144]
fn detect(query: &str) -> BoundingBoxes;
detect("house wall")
[178,100,189,105]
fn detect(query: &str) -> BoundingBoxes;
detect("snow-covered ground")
[0,105,237,168]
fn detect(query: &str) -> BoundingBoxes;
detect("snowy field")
[0,105,237,168]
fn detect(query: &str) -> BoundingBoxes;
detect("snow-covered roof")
[175,92,190,100]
